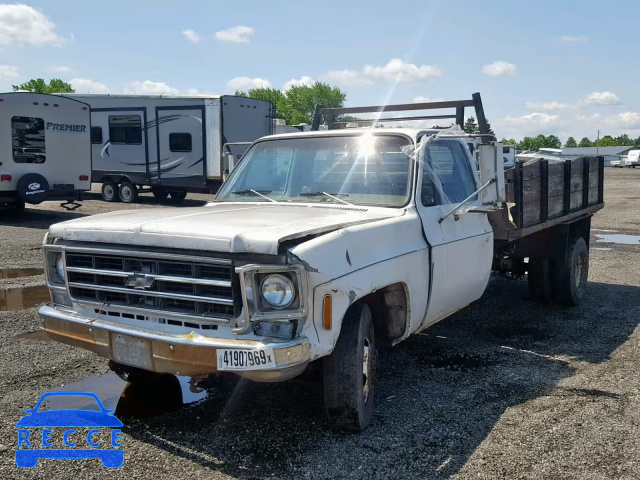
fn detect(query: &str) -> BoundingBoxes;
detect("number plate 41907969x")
[216,348,276,371]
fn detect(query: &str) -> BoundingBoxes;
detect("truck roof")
[260,127,445,142]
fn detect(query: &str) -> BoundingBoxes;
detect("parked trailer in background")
[0,92,91,215]
[66,94,273,203]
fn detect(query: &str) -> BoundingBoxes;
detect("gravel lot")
[1,170,639,479]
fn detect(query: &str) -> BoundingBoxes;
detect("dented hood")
[49,203,397,255]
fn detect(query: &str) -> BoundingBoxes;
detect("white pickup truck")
[37,94,604,431]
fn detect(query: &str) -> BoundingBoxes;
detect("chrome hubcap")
[121,186,131,200]
[104,185,114,199]
[362,336,372,401]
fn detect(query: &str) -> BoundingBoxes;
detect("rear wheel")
[118,180,138,203]
[323,302,377,431]
[151,187,169,201]
[556,237,589,306]
[101,180,118,202]
[169,189,187,203]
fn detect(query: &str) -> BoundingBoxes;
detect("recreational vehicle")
[0,92,91,214]
[67,94,273,203]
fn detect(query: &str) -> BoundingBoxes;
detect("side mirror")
[222,152,236,181]
[478,143,506,205]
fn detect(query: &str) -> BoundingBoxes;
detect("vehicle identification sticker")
[217,348,276,371]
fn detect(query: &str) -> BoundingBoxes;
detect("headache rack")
[311,92,491,140]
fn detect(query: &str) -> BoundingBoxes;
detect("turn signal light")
[323,294,332,330]
[79,175,89,181]
[1,174,11,182]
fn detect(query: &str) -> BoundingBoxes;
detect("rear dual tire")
[528,236,588,306]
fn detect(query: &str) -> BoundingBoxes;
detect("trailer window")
[12,116,46,164]
[91,127,103,144]
[169,133,192,152]
[422,140,477,205]
[109,115,142,145]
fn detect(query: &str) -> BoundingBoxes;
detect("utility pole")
[596,130,600,156]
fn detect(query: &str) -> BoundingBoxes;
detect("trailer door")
[155,106,205,188]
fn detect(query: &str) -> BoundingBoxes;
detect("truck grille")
[64,249,237,322]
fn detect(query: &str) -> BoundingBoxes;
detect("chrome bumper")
[38,305,310,381]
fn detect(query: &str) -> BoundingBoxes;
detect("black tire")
[101,180,118,202]
[151,187,169,201]
[16,173,49,205]
[169,190,187,203]
[528,257,553,302]
[556,237,589,306]
[323,302,376,432]
[118,180,138,203]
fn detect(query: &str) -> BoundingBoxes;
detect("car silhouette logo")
[28,182,41,190]
[15,391,124,468]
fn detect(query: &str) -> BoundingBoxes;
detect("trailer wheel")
[151,187,169,201]
[169,190,187,203]
[557,237,589,306]
[119,180,138,203]
[101,180,118,202]
[527,258,553,302]
[323,302,377,432]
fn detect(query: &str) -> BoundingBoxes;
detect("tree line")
[500,133,640,151]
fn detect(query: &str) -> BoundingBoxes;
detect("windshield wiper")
[230,189,277,203]
[298,192,352,205]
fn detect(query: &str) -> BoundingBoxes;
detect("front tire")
[169,189,187,203]
[118,180,138,203]
[323,302,377,432]
[101,180,118,202]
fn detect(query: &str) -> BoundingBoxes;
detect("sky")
[1,0,639,142]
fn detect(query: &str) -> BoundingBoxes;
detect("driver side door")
[416,138,493,328]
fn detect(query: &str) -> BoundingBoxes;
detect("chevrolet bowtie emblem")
[125,273,154,290]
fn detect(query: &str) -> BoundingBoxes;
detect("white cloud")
[363,58,442,82]
[226,76,271,91]
[413,96,445,103]
[614,112,640,128]
[125,80,180,95]
[482,61,517,77]
[70,78,109,94]
[44,65,73,74]
[0,4,64,46]
[524,101,573,111]
[320,69,373,87]
[215,26,254,43]
[0,64,19,80]
[184,87,217,96]
[583,91,620,106]
[282,76,314,91]
[181,29,201,43]
[559,35,588,44]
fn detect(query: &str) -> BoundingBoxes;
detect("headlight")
[55,254,65,281]
[260,274,295,309]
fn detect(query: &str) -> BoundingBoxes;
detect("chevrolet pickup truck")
[38,94,604,431]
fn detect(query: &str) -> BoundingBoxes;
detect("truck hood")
[49,202,399,255]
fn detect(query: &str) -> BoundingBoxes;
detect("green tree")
[596,135,617,147]
[565,136,578,148]
[463,116,478,134]
[500,138,518,146]
[578,137,592,147]
[545,135,562,149]
[614,134,632,146]
[484,118,496,136]
[236,81,346,126]
[13,78,75,93]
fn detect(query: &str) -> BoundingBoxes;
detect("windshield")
[216,133,413,207]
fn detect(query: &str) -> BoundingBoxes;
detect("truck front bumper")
[38,305,311,382]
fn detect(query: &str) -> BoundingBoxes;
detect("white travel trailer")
[0,92,91,214]
[67,94,273,203]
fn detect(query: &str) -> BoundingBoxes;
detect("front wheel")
[101,180,118,202]
[169,190,187,203]
[323,302,377,431]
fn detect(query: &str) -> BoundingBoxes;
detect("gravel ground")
[0,171,639,479]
